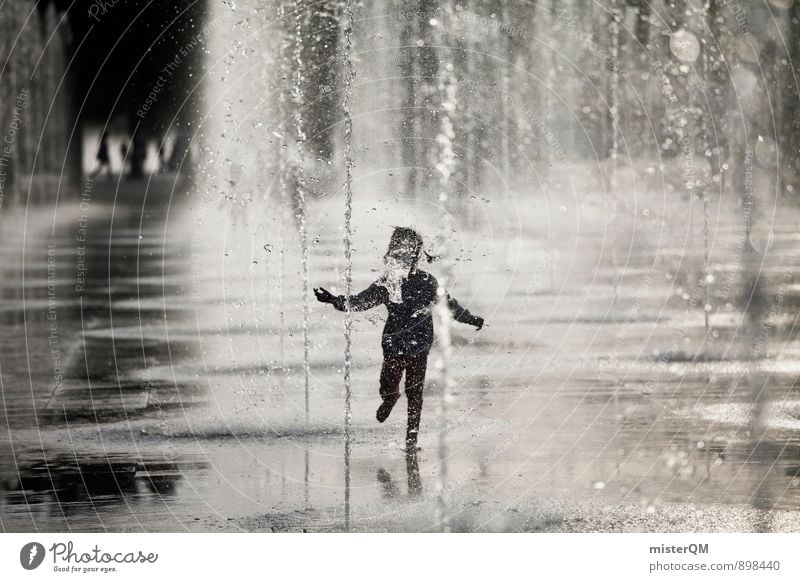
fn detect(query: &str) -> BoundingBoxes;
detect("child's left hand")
[471,316,484,330]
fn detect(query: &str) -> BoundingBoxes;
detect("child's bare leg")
[377,355,403,423]
[404,352,428,449]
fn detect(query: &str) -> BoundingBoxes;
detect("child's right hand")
[314,287,335,304]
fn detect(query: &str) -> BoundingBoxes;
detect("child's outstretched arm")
[314,283,386,312]
[446,294,484,330]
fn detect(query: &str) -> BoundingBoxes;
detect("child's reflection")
[376,452,423,499]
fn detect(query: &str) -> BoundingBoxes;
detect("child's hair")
[386,227,424,266]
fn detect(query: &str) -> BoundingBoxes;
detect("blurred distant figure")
[128,135,147,179]
[169,125,191,171]
[120,142,129,176]
[157,141,169,173]
[90,131,111,178]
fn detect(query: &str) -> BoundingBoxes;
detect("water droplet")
[755,136,779,168]
[749,222,775,253]
[732,67,758,98]
[670,30,700,63]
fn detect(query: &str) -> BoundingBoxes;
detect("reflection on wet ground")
[4,451,204,503]
[377,453,422,500]
[3,179,800,531]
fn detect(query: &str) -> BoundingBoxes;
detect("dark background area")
[0,0,207,188]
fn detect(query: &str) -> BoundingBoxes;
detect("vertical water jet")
[700,1,712,334]
[291,0,311,423]
[341,0,356,533]
[609,0,622,299]
[433,3,458,533]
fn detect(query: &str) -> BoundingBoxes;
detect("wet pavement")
[3,176,800,532]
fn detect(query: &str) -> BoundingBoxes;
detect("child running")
[314,227,484,451]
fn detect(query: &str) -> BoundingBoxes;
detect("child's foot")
[376,396,399,423]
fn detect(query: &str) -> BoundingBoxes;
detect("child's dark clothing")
[328,270,481,445]
[378,352,427,444]
[97,136,110,164]
[328,270,480,355]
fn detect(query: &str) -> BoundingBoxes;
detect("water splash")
[433,6,458,533]
[699,3,711,334]
[292,0,311,422]
[670,29,700,64]
[277,3,291,370]
[609,0,621,299]
[340,0,356,533]
[279,218,287,364]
